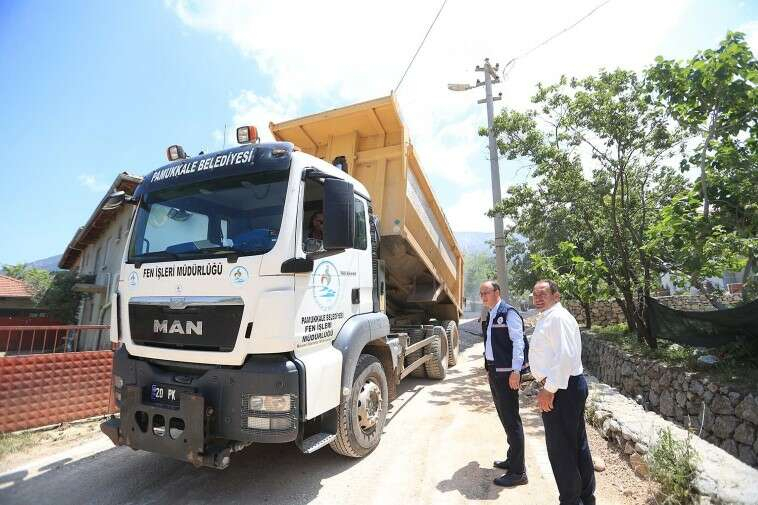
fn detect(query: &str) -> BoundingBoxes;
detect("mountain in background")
[29,255,63,271]
[1,254,63,274]
[454,232,494,255]
[454,232,527,256]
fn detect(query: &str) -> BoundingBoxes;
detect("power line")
[394,0,449,93]
[502,0,613,75]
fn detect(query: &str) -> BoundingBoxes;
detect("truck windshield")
[128,171,289,263]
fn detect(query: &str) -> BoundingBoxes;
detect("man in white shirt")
[480,281,529,487]
[530,280,595,505]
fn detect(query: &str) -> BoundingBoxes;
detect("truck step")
[301,432,336,454]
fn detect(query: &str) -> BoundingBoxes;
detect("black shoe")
[493,472,528,487]
[493,459,510,470]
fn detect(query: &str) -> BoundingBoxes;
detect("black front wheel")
[330,354,389,458]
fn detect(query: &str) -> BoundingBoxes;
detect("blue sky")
[1,0,756,266]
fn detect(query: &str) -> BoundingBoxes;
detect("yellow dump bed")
[270,95,463,321]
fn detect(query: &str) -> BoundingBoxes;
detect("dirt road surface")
[0,320,651,505]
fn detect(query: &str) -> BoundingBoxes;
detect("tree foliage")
[487,69,687,347]
[531,242,608,328]
[2,264,84,324]
[648,32,758,303]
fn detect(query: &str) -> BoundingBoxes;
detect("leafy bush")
[647,428,698,505]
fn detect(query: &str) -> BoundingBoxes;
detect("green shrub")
[647,428,698,505]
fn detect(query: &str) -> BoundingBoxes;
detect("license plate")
[150,383,180,407]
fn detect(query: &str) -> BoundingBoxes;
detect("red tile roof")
[0,275,33,298]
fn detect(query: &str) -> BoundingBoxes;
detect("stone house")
[58,173,142,350]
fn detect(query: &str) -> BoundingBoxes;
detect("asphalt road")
[0,320,620,505]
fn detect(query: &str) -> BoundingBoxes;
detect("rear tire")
[424,326,448,380]
[402,327,427,378]
[442,320,460,367]
[330,354,389,458]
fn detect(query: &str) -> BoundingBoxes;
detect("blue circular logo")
[312,261,340,310]
[229,266,249,287]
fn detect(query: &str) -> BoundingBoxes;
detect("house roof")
[0,275,33,298]
[58,172,143,270]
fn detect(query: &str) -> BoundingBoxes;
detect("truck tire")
[403,328,427,378]
[424,326,448,380]
[442,320,460,367]
[330,354,389,458]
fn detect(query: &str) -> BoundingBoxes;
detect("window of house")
[103,237,112,270]
[94,247,102,273]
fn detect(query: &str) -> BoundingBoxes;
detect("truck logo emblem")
[229,266,249,286]
[311,261,340,310]
[128,271,139,287]
[169,297,188,310]
[153,320,203,335]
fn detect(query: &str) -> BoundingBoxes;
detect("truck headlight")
[114,375,124,389]
[248,395,291,412]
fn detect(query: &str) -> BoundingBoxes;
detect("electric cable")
[394,0,449,93]
[501,0,613,78]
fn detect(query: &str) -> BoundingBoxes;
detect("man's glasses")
[479,290,493,296]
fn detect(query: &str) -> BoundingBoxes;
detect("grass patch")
[592,324,758,385]
[647,428,698,505]
[0,431,37,459]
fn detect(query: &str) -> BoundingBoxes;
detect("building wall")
[73,207,134,350]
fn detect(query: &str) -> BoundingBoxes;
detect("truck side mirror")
[323,179,355,250]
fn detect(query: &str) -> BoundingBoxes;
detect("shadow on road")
[436,460,505,500]
[0,440,363,505]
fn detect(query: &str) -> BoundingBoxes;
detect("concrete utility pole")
[448,58,508,299]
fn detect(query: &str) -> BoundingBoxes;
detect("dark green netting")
[647,296,758,347]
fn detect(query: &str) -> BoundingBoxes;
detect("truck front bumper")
[101,347,300,469]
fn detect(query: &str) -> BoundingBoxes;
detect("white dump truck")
[101,96,464,468]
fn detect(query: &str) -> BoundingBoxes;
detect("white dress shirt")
[485,299,525,370]
[529,302,583,393]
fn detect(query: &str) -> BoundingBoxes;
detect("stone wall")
[564,294,743,328]
[586,375,758,505]
[655,294,743,312]
[563,300,626,326]
[582,331,758,468]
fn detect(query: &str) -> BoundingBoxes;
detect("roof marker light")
[167,145,188,161]
[237,126,259,144]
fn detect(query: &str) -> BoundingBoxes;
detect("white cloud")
[738,20,758,51]
[167,0,692,229]
[77,174,109,192]
[445,189,498,233]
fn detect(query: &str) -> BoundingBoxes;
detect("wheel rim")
[356,379,382,432]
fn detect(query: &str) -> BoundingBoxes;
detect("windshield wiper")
[131,251,182,267]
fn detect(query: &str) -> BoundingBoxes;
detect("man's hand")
[537,388,555,412]
[508,371,520,390]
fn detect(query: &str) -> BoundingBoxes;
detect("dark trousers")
[487,368,525,474]
[541,374,596,505]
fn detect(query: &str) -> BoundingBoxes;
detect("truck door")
[353,196,373,314]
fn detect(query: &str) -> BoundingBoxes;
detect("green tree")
[648,32,758,302]
[486,69,687,347]
[463,251,496,303]
[2,263,52,305]
[531,242,608,328]
[2,264,84,323]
